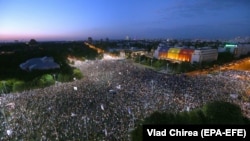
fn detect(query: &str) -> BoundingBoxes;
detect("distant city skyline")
[0,0,250,41]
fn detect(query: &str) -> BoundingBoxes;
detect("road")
[84,42,104,54]
[186,57,250,76]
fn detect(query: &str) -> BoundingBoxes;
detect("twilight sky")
[0,0,249,41]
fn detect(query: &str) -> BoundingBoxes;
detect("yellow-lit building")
[167,48,181,60]
[154,43,218,63]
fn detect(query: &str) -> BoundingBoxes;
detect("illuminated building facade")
[167,48,181,60]
[224,43,250,58]
[191,48,218,63]
[158,47,169,59]
[156,47,195,62]
[179,49,194,62]
[154,45,218,63]
[153,43,170,59]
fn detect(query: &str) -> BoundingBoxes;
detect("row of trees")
[0,68,83,93]
[133,55,196,73]
[132,51,239,74]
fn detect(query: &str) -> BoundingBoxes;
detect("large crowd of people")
[0,59,250,140]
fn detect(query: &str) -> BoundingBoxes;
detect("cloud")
[157,0,250,20]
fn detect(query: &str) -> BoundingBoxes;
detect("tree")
[105,37,109,42]
[73,68,83,79]
[203,101,245,124]
[12,81,26,92]
[88,37,93,44]
[131,101,250,141]
[29,39,38,46]
[37,74,55,87]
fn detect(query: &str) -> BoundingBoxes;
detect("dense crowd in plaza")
[0,59,250,140]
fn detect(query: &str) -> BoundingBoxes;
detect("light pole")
[151,59,153,67]
[53,74,57,85]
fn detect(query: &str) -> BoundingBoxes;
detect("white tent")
[20,56,60,71]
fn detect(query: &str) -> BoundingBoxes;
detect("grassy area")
[0,41,97,93]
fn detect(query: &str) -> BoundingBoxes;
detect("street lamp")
[53,74,56,80]
[53,74,57,85]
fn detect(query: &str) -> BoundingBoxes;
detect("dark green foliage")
[131,126,143,141]
[175,111,190,124]
[73,68,83,79]
[12,81,26,92]
[29,39,38,46]
[4,80,15,93]
[203,101,245,124]
[0,41,96,81]
[37,74,55,87]
[131,101,250,141]
[217,52,234,64]
[189,109,207,124]
[0,41,88,93]
[57,73,73,82]
[0,81,11,93]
